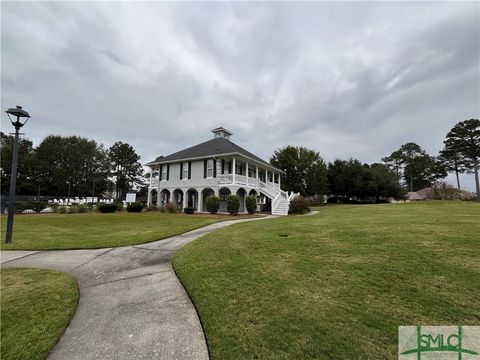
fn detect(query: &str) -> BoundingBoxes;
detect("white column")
[246,162,249,186]
[156,190,161,207]
[232,157,236,184]
[183,191,188,209]
[266,169,269,184]
[278,173,281,189]
[198,189,203,212]
[147,189,152,206]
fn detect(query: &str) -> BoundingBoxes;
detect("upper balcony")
[148,175,280,190]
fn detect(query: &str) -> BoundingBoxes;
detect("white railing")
[218,174,233,184]
[236,174,247,185]
[248,178,258,187]
[150,178,159,188]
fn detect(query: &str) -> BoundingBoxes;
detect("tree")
[108,142,143,200]
[381,149,403,184]
[383,142,446,192]
[270,146,328,196]
[0,132,36,195]
[327,160,403,200]
[443,119,480,200]
[439,137,470,189]
[327,159,364,198]
[34,135,111,197]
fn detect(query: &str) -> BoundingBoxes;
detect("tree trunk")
[474,159,480,201]
[455,169,461,190]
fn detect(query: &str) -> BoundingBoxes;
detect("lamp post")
[4,106,31,243]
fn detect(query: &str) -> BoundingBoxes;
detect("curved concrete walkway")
[1,216,274,360]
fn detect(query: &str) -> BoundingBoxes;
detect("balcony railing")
[149,176,279,189]
[218,174,233,184]
[149,178,159,188]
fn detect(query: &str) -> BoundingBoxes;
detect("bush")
[127,202,143,213]
[288,196,310,215]
[184,207,195,214]
[206,195,220,214]
[13,201,28,213]
[98,203,118,213]
[226,195,240,215]
[68,205,79,214]
[245,195,257,214]
[78,204,89,213]
[12,200,48,213]
[29,201,48,212]
[164,202,178,214]
[144,205,158,212]
[158,206,166,213]
[57,206,68,214]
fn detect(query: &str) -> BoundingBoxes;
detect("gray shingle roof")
[146,137,276,169]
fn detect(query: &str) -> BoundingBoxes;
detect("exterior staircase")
[259,181,298,216]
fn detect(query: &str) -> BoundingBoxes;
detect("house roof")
[145,137,280,171]
[407,191,425,200]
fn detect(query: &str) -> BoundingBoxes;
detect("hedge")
[127,202,143,212]
[98,203,118,213]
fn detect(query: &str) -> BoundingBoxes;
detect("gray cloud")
[1,1,479,190]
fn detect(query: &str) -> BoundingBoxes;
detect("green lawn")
[1,268,78,360]
[173,201,480,360]
[0,212,245,250]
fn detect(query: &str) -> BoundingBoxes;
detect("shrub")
[206,195,220,214]
[164,202,178,214]
[68,205,79,214]
[127,202,143,213]
[245,195,257,214]
[57,206,68,214]
[98,203,118,213]
[144,205,158,212]
[184,207,195,214]
[226,195,240,215]
[158,206,166,213]
[288,196,310,215]
[14,201,28,213]
[29,201,48,212]
[78,204,89,213]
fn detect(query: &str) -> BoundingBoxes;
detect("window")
[207,159,214,178]
[182,162,189,180]
[161,166,167,181]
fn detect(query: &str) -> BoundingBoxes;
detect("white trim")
[146,152,283,174]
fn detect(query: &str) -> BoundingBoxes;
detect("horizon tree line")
[271,119,479,201]
[0,133,144,200]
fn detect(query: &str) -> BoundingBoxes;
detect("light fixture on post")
[4,105,31,244]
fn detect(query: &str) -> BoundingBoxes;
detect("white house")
[145,127,296,215]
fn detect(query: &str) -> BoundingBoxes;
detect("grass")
[0,268,78,360]
[173,201,480,360]
[0,212,253,250]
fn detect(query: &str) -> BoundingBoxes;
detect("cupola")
[211,127,233,140]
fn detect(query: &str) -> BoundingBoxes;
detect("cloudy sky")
[2,1,479,190]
